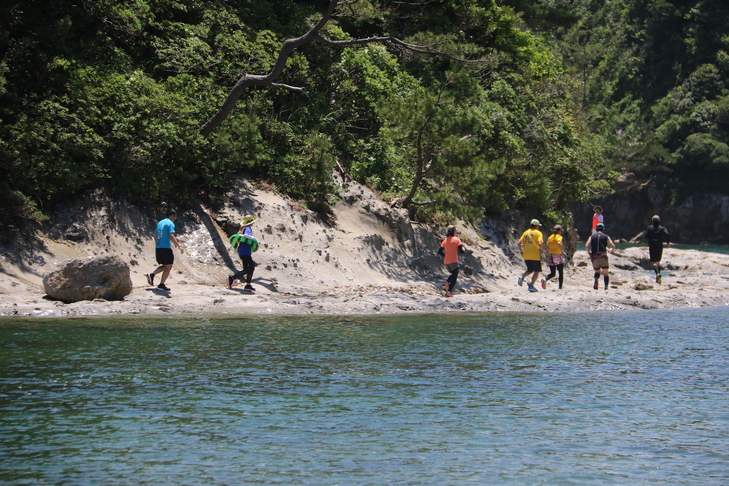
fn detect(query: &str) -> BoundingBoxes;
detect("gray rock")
[63,223,87,242]
[43,256,132,302]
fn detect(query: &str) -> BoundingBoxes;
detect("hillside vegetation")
[0,0,605,225]
[2,0,727,227]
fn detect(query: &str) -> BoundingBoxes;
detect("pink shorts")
[547,254,564,266]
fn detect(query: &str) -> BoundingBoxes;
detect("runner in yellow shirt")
[517,219,547,292]
[542,225,564,289]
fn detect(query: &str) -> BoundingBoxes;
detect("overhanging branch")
[198,0,490,136]
[199,0,340,136]
[314,34,482,64]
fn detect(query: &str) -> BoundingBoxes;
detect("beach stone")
[634,283,654,291]
[43,256,132,302]
[63,223,87,242]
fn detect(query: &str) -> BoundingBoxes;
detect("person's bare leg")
[159,264,172,284]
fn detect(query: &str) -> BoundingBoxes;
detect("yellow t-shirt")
[519,229,544,261]
[547,234,563,255]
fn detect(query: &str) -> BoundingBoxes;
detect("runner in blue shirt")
[146,210,184,291]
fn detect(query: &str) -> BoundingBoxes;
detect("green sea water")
[615,242,729,254]
[1,308,728,485]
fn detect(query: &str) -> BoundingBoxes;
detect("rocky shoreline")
[4,246,729,319]
[2,180,729,319]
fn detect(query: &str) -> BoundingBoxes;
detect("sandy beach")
[2,179,728,318]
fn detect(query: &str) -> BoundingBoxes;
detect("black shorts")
[525,260,542,273]
[156,248,174,265]
[649,244,663,263]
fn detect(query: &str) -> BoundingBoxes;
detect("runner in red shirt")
[438,225,465,297]
[591,205,604,235]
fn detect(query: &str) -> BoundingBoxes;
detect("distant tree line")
[533,0,729,204]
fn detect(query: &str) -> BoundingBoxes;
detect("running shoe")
[443,281,449,293]
[227,275,234,289]
[244,285,256,292]
[445,291,453,297]
[656,274,662,284]
[157,283,170,291]
[593,280,599,290]
[528,285,538,292]
[517,275,524,286]
[146,273,154,286]
[541,279,546,290]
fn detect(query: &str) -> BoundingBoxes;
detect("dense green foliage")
[538,0,729,203]
[1,0,606,224]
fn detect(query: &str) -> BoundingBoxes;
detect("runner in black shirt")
[639,215,670,284]
[586,223,616,290]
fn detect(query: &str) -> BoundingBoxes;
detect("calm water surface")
[615,243,729,255]
[1,308,728,485]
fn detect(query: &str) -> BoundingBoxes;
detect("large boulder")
[43,256,133,302]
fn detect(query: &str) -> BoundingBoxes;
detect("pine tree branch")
[199,0,339,136]
[199,0,489,136]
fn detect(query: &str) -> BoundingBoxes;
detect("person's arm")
[607,236,616,253]
[664,227,671,247]
[438,247,445,257]
[585,237,591,253]
[170,233,184,254]
[458,244,465,254]
[226,233,236,252]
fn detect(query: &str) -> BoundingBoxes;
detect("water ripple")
[1,308,729,485]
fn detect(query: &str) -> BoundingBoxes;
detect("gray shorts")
[591,255,609,270]
[446,262,460,272]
